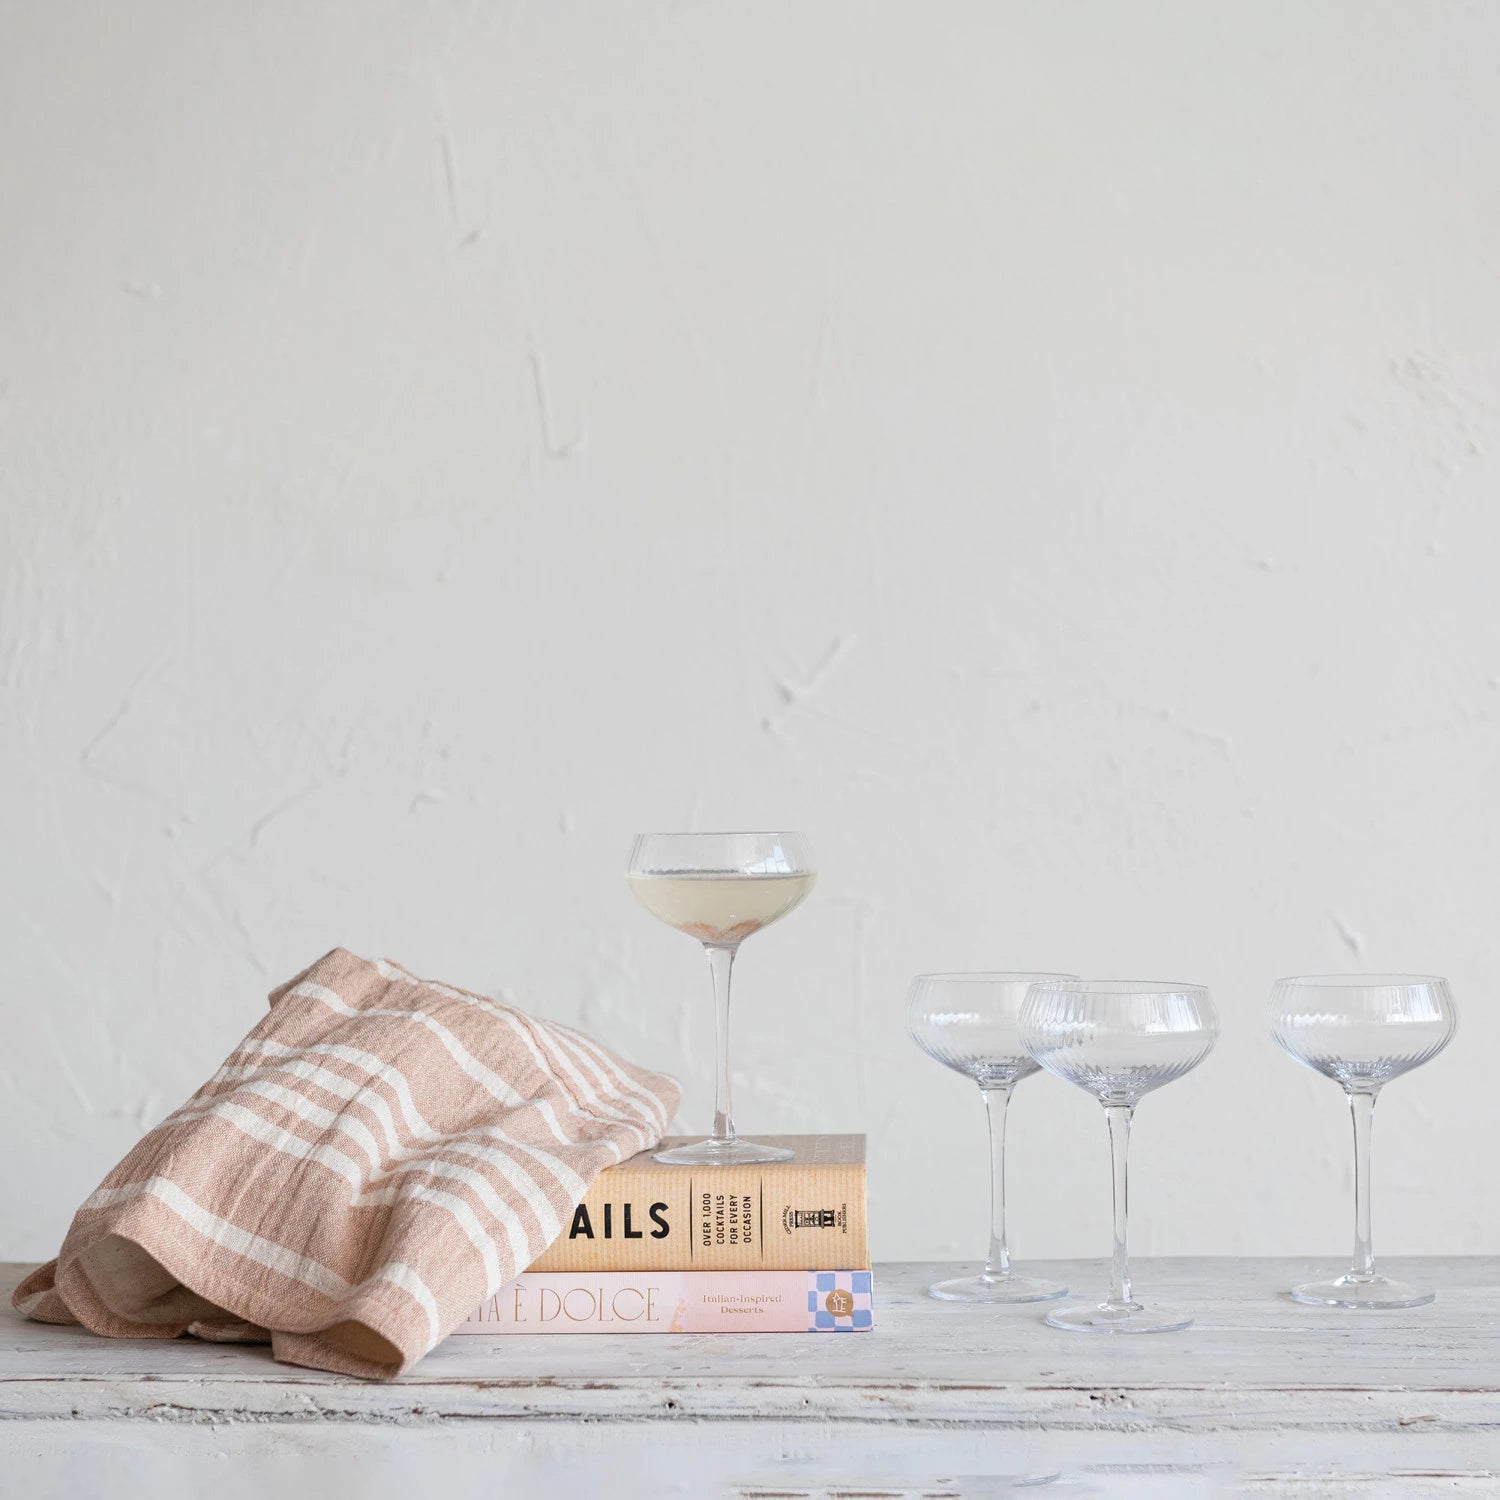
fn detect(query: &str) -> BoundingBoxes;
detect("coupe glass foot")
[1045,1299,1193,1333]
[653,1137,794,1165]
[938,1474,1061,1490]
[929,1272,1067,1304]
[1290,1274,1434,1309]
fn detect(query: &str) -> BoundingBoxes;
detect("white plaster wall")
[3,1,1498,1267]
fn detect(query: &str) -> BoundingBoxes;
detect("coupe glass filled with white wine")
[627,832,815,1165]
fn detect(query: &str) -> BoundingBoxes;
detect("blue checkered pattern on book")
[805,1270,874,1331]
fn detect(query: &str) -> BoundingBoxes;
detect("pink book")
[455,1269,874,1335]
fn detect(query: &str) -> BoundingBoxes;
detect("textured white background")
[3,2,1498,1268]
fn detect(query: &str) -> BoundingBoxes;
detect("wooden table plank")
[4,1258,1497,1417]
[4,1259,1497,1496]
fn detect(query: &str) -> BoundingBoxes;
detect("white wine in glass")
[627,832,816,1165]
[628,872,815,948]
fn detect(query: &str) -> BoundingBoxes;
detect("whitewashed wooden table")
[2,1259,1497,1498]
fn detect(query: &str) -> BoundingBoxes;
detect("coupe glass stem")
[1105,1104,1135,1308]
[706,943,738,1145]
[980,1084,1013,1280]
[1347,1088,1378,1280]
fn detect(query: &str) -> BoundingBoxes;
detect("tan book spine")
[526,1137,869,1273]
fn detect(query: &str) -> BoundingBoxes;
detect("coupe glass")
[627,832,815,1165]
[1269,973,1456,1309]
[1020,979,1218,1334]
[907,973,1075,1304]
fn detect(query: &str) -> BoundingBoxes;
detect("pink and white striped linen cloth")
[13,948,679,1378]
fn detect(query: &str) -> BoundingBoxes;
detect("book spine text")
[458,1270,875,1334]
[525,1160,868,1272]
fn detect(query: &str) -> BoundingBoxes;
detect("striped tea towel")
[13,948,680,1378]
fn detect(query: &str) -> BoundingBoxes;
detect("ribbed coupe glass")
[627,832,815,1165]
[907,973,1075,1304]
[1269,973,1456,1309]
[1021,979,1218,1334]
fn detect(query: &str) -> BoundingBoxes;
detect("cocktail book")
[524,1133,867,1271]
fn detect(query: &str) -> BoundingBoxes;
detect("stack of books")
[458,1134,872,1334]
